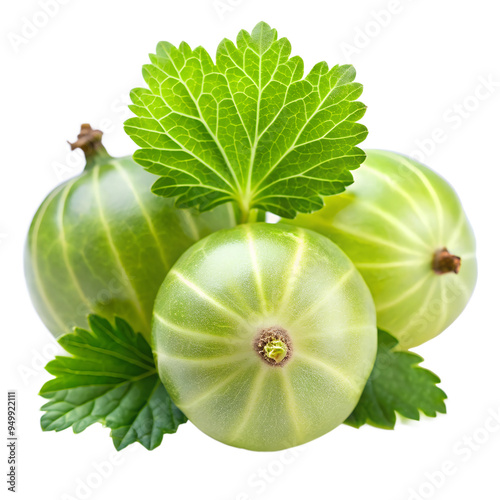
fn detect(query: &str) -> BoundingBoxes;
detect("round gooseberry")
[290,150,477,349]
[152,223,377,451]
[24,125,235,339]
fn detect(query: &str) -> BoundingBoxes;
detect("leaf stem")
[238,207,259,225]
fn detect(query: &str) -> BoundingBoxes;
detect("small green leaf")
[345,330,447,429]
[39,315,187,451]
[124,21,367,220]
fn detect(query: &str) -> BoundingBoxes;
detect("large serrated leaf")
[125,21,367,219]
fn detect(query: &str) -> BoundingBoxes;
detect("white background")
[2,1,500,499]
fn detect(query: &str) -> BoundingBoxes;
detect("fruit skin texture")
[289,150,477,350]
[152,223,377,451]
[24,154,235,340]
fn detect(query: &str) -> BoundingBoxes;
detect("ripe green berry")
[24,125,235,339]
[290,150,477,349]
[152,223,377,451]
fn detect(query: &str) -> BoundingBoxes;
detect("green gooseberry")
[152,223,377,451]
[25,125,235,340]
[289,150,477,349]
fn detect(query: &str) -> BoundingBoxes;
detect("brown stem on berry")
[68,124,111,169]
[432,247,461,275]
[253,327,293,367]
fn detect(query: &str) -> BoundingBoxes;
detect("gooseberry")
[290,150,477,349]
[24,125,235,339]
[152,223,377,451]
